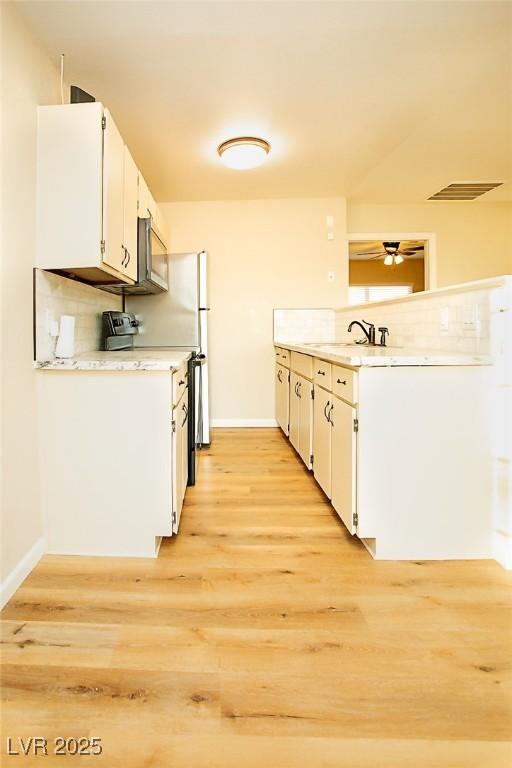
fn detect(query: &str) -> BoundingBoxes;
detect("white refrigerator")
[127,250,210,446]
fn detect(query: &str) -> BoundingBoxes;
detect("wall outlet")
[46,310,59,337]
[327,231,334,241]
[327,271,335,283]
[49,320,59,337]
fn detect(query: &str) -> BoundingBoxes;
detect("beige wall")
[347,202,512,288]
[162,198,346,423]
[349,258,425,293]
[1,5,60,584]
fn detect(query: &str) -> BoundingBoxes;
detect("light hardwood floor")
[1,428,511,767]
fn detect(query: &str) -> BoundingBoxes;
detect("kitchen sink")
[301,342,403,350]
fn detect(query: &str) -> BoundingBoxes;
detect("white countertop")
[35,347,195,372]
[276,341,492,368]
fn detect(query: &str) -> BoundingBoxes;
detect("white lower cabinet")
[36,365,192,558]
[275,345,493,561]
[289,372,301,452]
[290,372,314,469]
[313,385,332,497]
[172,387,189,533]
[330,395,357,534]
[298,377,313,468]
[275,363,290,436]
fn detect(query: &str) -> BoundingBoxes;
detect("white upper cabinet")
[138,173,154,220]
[138,171,168,247]
[36,102,164,286]
[122,145,139,281]
[102,108,126,276]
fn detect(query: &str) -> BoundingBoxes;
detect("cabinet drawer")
[313,358,332,389]
[275,347,290,367]
[332,365,358,404]
[172,361,189,407]
[291,351,313,379]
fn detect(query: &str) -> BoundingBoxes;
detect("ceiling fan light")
[384,254,394,266]
[217,137,270,170]
[394,254,404,265]
[383,241,400,255]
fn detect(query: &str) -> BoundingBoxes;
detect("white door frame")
[346,231,437,297]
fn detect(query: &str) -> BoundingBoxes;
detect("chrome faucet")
[347,319,389,346]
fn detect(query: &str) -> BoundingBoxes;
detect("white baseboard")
[211,418,278,428]
[0,536,45,608]
[492,530,512,570]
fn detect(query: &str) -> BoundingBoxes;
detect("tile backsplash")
[274,284,499,355]
[333,289,491,354]
[35,270,122,360]
[273,308,336,344]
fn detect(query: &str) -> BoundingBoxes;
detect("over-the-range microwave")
[101,216,169,295]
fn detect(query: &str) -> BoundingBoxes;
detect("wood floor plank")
[1,427,511,766]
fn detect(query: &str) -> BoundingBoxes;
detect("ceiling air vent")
[428,182,503,201]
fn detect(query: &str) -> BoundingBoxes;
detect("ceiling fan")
[357,241,423,266]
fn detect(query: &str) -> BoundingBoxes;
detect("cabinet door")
[102,109,125,274]
[289,372,301,452]
[331,397,357,534]
[172,392,189,534]
[138,173,151,219]
[140,176,156,221]
[275,365,290,436]
[172,406,182,534]
[313,386,332,497]
[123,146,139,281]
[181,396,189,505]
[298,377,313,469]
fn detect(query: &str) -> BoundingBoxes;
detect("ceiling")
[349,240,425,261]
[16,1,512,203]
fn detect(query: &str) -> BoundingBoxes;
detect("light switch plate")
[327,271,335,283]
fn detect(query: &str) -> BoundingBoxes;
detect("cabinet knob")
[317,370,325,376]
[337,378,347,385]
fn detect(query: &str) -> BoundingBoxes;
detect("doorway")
[346,232,436,305]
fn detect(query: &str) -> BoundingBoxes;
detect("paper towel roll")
[55,315,75,358]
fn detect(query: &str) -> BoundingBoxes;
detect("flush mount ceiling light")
[217,137,270,170]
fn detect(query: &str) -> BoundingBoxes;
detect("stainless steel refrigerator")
[126,251,210,448]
